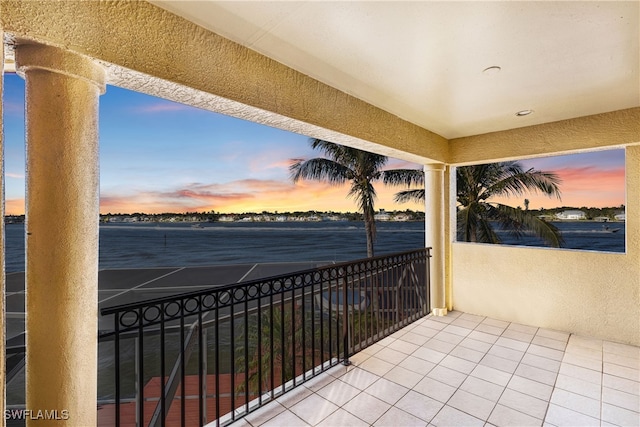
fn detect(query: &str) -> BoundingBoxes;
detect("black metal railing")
[99,248,431,426]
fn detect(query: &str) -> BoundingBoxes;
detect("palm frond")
[381,169,424,187]
[289,158,352,184]
[492,203,563,247]
[394,189,425,204]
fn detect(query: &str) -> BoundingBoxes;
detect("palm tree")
[394,161,563,247]
[290,139,423,257]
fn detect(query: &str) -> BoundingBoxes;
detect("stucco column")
[15,44,105,426]
[424,163,447,316]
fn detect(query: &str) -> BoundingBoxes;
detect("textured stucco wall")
[452,145,640,345]
[450,108,640,165]
[0,0,448,164]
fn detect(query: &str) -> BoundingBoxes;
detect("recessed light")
[482,66,501,75]
[515,109,533,116]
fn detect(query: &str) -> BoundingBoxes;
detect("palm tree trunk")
[363,209,375,257]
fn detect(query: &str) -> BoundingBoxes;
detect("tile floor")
[231,311,639,427]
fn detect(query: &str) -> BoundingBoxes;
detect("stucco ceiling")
[144,2,639,139]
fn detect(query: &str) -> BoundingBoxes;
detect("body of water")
[4,220,625,273]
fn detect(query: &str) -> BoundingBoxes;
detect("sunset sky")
[3,74,625,215]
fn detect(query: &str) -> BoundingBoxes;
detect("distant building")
[614,213,626,221]
[374,209,391,221]
[555,210,586,220]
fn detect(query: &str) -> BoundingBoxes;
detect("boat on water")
[601,225,620,233]
[315,290,369,313]
[191,223,205,229]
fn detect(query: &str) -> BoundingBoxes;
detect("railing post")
[342,274,351,366]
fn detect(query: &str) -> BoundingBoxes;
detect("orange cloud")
[98,178,423,214]
[491,166,625,209]
[6,199,25,215]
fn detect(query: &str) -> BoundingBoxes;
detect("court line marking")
[236,263,258,283]
[99,267,186,304]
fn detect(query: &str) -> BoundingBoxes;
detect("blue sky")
[2,74,625,214]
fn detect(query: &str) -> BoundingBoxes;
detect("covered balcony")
[0,1,638,426]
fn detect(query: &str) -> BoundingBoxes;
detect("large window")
[455,149,625,253]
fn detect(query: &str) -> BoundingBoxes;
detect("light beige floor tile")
[602,386,640,412]
[316,378,361,406]
[395,390,444,423]
[289,393,339,425]
[448,389,496,420]
[532,336,568,351]
[499,388,549,419]
[412,326,440,339]
[427,365,468,388]
[569,335,603,350]
[550,388,600,419]
[601,402,640,426]
[304,372,338,392]
[343,392,391,425]
[244,401,287,426]
[422,319,448,330]
[480,354,519,374]
[488,344,525,362]
[557,363,600,385]
[435,331,465,345]
[452,317,483,330]
[527,344,565,362]
[365,377,410,405]
[459,313,485,323]
[461,375,505,402]
[603,373,640,396]
[562,352,602,371]
[481,318,510,329]
[399,331,430,346]
[507,375,554,401]
[544,403,599,427]
[276,385,314,408]
[474,323,506,336]
[359,355,395,376]
[384,365,423,388]
[604,362,639,380]
[440,354,477,374]
[603,341,640,359]
[603,351,640,369]
[521,353,562,373]
[349,351,372,366]
[488,404,543,427]
[450,345,486,363]
[507,323,538,335]
[515,364,558,386]
[338,367,381,390]
[501,329,535,343]
[391,328,409,340]
[564,344,602,361]
[469,330,501,344]
[495,336,530,352]
[459,337,493,353]
[378,336,397,347]
[392,339,420,355]
[535,328,570,343]
[412,346,447,364]
[431,405,485,427]
[398,354,436,375]
[554,373,601,400]
[413,376,457,403]
[375,346,409,365]
[361,342,384,356]
[471,364,513,387]
[373,406,427,427]
[426,338,457,354]
[443,324,473,337]
[316,408,369,427]
[260,409,309,427]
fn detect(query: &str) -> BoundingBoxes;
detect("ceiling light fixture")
[515,109,533,117]
[482,66,501,75]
